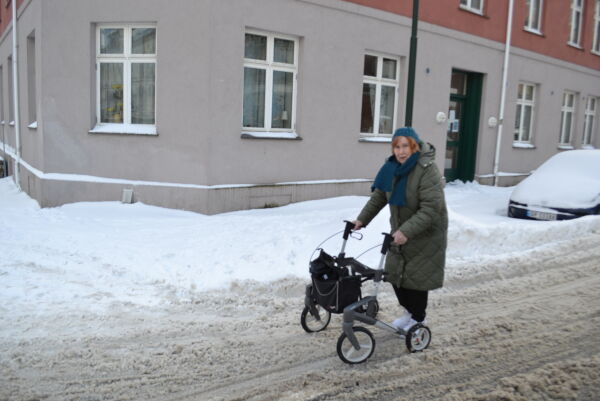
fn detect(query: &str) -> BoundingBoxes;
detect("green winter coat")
[357,142,448,291]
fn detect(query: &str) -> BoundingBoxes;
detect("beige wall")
[0,0,599,213]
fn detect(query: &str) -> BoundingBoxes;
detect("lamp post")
[404,0,420,127]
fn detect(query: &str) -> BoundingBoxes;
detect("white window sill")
[28,121,38,129]
[558,144,574,150]
[567,42,583,49]
[582,145,595,149]
[523,27,543,36]
[512,142,535,149]
[592,50,600,57]
[241,131,301,140]
[359,135,392,143]
[9,121,14,126]
[89,123,157,136]
[459,5,484,16]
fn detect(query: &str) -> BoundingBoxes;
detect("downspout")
[492,0,514,186]
[11,0,21,190]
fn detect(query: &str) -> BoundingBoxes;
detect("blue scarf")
[371,152,420,206]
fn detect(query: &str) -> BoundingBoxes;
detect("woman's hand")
[352,220,364,230]
[392,230,408,245]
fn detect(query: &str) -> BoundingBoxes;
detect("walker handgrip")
[343,220,356,240]
[381,233,393,255]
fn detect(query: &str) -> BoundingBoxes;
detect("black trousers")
[392,285,428,322]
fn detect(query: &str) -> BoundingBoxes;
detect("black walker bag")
[309,250,361,313]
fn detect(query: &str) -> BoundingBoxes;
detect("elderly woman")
[353,127,448,331]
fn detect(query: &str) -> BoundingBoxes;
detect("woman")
[353,127,448,331]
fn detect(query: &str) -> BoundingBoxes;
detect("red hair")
[391,135,420,154]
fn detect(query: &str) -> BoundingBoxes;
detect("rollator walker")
[302,221,432,364]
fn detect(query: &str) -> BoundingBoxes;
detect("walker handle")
[381,233,394,255]
[342,220,356,240]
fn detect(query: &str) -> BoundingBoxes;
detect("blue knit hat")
[393,127,422,144]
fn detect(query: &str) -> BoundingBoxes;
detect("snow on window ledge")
[512,142,535,149]
[241,131,301,140]
[581,145,596,149]
[89,123,157,136]
[28,121,38,129]
[9,121,14,126]
[359,135,392,143]
[557,144,574,150]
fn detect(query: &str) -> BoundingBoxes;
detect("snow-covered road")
[1,177,600,400]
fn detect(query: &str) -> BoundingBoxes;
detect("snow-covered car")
[507,149,600,221]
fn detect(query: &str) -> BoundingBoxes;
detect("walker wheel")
[336,326,375,364]
[405,324,431,352]
[300,305,331,333]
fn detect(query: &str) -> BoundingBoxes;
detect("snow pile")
[1,177,599,318]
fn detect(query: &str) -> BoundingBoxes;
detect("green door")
[444,70,483,182]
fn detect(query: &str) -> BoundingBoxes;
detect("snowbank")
[1,177,599,318]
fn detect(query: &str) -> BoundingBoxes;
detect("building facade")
[0,0,599,213]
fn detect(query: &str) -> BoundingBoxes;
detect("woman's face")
[393,136,413,164]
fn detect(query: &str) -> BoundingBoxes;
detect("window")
[583,96,598,146]
[559,91,577,146]
[242,31,298,135]
[7,56,13,124]
[514,83,536,143]
[27,32,37,126]
[459,0,484,14]
[360,53,400,136]
[569,0,584,47]
[0,66,4,124]
[525,0,543,33]
[95,25,156,134]
[593,0,600,54]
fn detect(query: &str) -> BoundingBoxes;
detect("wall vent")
[122,188,134,204]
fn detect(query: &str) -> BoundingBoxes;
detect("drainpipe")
[11,0,21,190]
[492,0,514,186]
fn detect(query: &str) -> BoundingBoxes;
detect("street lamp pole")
[404,0,420,127]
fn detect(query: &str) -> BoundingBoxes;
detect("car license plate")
[527,210,557,221]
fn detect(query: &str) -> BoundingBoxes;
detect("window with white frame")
[0,66,3,125]
[583,96,598,146]
[360,54,400,136]
[593,0,600,53]
[525,0,543,33]
[242,31,298,133]
[96,25,156,131]
[460,0,484,14]
[27,32,37,126]
[514,83,536,143]
[559,91,577,146]
[7,56,13,124]
[569,0,584,47]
